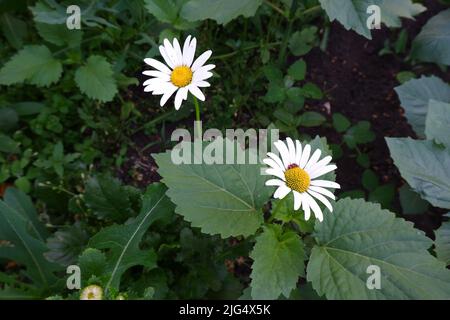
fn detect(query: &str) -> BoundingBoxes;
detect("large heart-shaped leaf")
[425,100,450,148]
[394,76,450,137]
[435,221,450,266]
[319,0,383,39]
[181,0,263,25]
[379,0,425,28]
[386,138,450,209]
[307,198,450,299]
[153,140,272,238]
[412,9,450,66]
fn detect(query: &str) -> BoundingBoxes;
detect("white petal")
[308,190,333,212]
[310,165,337,179]
[174,87,188,110]
[295,140,302,164]
[172,38,183,66]
[286,138,296,163]
[263,158,284,172]
[143,77,167,87]
[293,191,302,210]
[159,46,175,69]
[310,180,341,189]
[183,37,196,66]
[182,85,189,100]
[163,39,180,66]
[274,140,292,169]
[302,195,311,221]
[304,149,321,172]
[144,80,170,93]
[188,84,205,101]
[193,80,210,87]
[143,70,171,81]
[196,64,215,73]
[266,168,285,181]
[182,35,191,58]
[150,82,172,95]
[299,144,311,168]
[266,152,286,171]
[191,50,212,72]
[308,156,332,174]
[144,58,171,74]
[303,193,323,221]
[308,186,336,200]
[160,85,178,106]
[274,185,291,199]
[193,70,213,82]
[265,179,285,187]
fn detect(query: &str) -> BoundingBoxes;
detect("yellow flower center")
[171,65,193,87]
[284,164,310,193]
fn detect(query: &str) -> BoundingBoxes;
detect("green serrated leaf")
[36,22,82,47]
[153,140,271,238]
[181,0,263,25]
[380,0,426,28]
[288,27,318,56]
[75,55,118,102]
[0,45,62,87]
[425,100,450,148]
[307,198,450,299]
[0,188,60,288]
[319,0,382,39]
[386,138,450,209]
[395,76,450,137]
[250,225,305,299]
[144,0,196,30]
[45,222,89,266]
[89,183,173,293]
[78,248,107,285]
[412,9,450,66]
[435,221,450,265]
[0,13,27,49]
[399,184,429,215]
[84,174,138,222]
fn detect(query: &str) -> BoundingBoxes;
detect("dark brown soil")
[118,0,449,235]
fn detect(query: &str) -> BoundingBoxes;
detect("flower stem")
[277,0,299,66]
[193,96,202,139]
[264,0,288,18]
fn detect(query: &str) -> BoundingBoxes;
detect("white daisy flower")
[263,138,340,222]
[142,35,215,110]
[80,284,103,300]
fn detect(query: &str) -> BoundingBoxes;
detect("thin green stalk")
[193,96,201,139]
[277,0,299,66]
[212,41,282,60]
[264,0,288,18]
[53,35,104,57]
